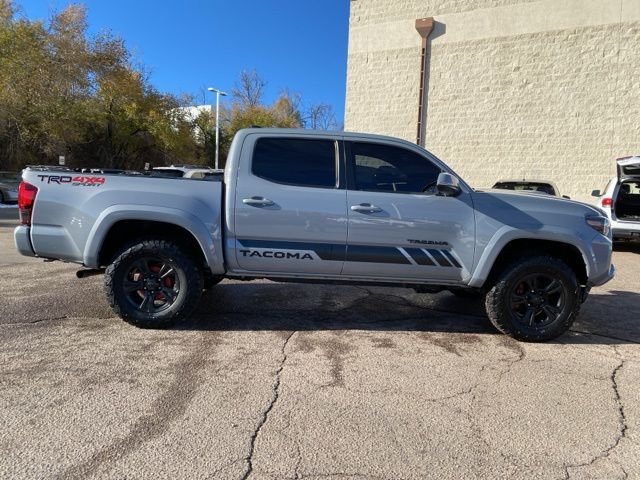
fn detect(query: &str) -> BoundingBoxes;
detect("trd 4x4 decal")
[37,175,105,187]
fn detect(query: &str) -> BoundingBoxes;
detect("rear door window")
[252,138,337,188]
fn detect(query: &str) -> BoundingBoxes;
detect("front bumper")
[14,225,36,257]
[585,232,615,287]
[589,263,615,287]
[612,229,640,240]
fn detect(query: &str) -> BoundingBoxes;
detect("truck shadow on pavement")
[180,282,640,345]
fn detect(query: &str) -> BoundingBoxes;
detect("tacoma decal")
[239,250,313,260]
[407,239,449,246]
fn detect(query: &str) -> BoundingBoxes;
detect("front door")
[343,140,476,283]
[233,135,347,275]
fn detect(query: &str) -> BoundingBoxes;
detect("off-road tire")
[105,239,203,328]
[485,256,580,342]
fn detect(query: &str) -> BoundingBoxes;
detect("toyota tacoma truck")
[14,129,614,341]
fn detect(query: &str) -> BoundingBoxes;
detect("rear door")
[232,135,347,275]
[342,140,475,283]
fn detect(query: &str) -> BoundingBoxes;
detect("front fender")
[83,205,224,274]
[468,225,593,288]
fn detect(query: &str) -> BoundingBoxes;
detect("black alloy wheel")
[123,257,181,314]
[485,256,580,342]
[509,273,566,329]
[105,239,203,328]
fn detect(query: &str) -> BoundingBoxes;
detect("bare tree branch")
[231,69,266,107]
[304,102,339,131]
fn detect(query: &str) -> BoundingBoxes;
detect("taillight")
[18,182,38,225]
[601,197,613,207]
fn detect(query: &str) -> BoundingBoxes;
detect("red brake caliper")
[513,282,526,311]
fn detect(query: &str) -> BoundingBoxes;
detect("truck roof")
[235,128,423,149]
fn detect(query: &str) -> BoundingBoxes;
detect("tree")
[304,102,339,130]
[0,2,340,171]
[231,69,266,108]
[0,1,201,170]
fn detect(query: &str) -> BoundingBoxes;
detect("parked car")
[592,156,640,240]
[0,171,20,203]
[14,129,614,341]
[492,180,569,198]
[152,165,219,179]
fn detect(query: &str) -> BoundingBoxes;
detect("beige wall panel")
[345,0,640,201]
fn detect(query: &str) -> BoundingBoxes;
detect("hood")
[473,188,604,231]
[484,188,600,212]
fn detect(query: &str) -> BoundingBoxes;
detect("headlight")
[586,215,610,236]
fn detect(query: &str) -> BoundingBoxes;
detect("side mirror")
[436,172,461,197]
[591,189,601,197]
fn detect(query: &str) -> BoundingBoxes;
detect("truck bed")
[16,166,224,271]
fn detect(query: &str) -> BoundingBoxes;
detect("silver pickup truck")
[14,128,614,341]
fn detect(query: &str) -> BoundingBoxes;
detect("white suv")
[152,165,221,179]
[592,156,640,240]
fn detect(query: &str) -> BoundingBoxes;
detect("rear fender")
[83,205,224,273]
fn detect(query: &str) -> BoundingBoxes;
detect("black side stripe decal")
[238,239,461,268]
[346,245,411,264]
[404,248,436,266]
[441,250,462,268]
[427,249,452,267]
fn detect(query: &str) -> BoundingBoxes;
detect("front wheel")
[485,256,580,342]
[105,239,203,328]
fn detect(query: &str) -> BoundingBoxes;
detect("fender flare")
[82,205,224,273]
[468,226,593,288]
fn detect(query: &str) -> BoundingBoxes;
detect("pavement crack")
[562,349,628,479]
[241,330,296,480]
[1,315,67,325]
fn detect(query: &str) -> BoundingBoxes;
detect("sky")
[14,0,351,122]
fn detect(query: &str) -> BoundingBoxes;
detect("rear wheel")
[485,256,579,342]
[105,239,203,328]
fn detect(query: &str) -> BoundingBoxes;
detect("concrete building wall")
[345,0,640,201]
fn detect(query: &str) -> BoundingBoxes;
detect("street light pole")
[207,87,227,169]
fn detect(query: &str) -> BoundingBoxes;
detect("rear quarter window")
[252,138,337,188]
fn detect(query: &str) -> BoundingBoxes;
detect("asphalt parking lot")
[1,206,639,480]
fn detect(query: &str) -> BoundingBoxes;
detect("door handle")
[243,196,274,207]
[350,203,383,213]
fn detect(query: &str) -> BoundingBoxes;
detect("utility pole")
[207,87,228,169]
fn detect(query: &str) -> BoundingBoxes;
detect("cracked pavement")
[1,209,639,479]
